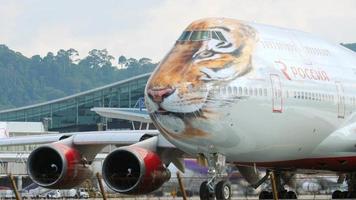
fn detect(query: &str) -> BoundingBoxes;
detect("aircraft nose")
[147,87,175,103]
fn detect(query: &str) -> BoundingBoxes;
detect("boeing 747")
[1,18,356,200]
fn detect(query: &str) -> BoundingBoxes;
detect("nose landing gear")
[199,153,232,200]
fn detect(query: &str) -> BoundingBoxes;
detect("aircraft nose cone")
[147,87,175,103]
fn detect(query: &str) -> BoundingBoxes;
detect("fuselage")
[145,18,356,171]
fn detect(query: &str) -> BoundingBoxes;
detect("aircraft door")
[335,82,345,118]
[270,74,283,113]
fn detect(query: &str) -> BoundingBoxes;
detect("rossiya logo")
[275,60,329,81]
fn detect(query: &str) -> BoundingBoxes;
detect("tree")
[126,58,138,67]
[80,49,114,68]
[138,57,151,65]
[118,55,127,65]
[0,46,159,109]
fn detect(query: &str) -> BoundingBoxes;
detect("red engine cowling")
[27,143,92,189]
[102,146,170,194]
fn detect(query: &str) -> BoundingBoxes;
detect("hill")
[0,45,157,110]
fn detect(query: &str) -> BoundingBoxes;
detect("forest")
[0,45,156,110]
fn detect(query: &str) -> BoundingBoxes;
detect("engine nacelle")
[102,146,170,194]
[27,143,92,189]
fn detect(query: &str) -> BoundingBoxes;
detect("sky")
[0,0,355,62]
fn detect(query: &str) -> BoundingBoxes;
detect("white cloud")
[0,2,24,42]
[107,0,356,60]
[0,0,355,61]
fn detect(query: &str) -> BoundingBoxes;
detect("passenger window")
[244,87,248,95]
[228,87,232,95]
[233,87,238,95]
[239,87,243,95]
[264,88,267,96]
[254,88,258,96]
[222,87,226,95]
[249,88,253,96]
[259,88,262,96]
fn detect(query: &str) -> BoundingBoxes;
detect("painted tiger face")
[145,18,257,139]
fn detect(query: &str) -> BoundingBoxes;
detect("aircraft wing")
[0,130,175,147]
[91,107,152,123]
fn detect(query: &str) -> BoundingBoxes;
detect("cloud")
[0,1,24,42]
[0,0,355,61]
[107,0,356,60]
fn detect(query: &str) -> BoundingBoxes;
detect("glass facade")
[0,73,151,132]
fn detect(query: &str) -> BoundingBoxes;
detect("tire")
[332,190,342,199]
[215,181,232,200]
[287,191,297,199]
[200,181,214,200]
[279,190,288,199]
[259,190,270,199]
[342,191,348,198]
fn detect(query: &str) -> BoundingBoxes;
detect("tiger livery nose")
[147,87,175,103]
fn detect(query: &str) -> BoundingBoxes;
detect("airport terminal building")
[0,73,152,190]
[0,73,151,133]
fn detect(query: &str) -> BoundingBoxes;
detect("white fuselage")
[208,23,356,162]
[145,19,356,169]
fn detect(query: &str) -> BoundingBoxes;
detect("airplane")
[0,17,356,200]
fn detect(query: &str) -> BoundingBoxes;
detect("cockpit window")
[177,30,227,42]
[212,31,220,40]
[190,31,210,41]
[178,31,192,41]
[216,31,227,42]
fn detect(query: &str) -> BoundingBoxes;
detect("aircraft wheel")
[279,190,288,199]
[332,190,342,199]
[287,191,297,199]
[215,180,232,200]
[259,191,271,199]
[342,191,349,198]
[199,181,214,200]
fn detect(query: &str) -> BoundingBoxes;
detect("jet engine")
[27,143,92,189]
[102,146,171,194]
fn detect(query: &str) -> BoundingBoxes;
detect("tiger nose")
[147,87,175,103]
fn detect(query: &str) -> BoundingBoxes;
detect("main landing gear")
[199,153,232,200]
[332,173,356,199]
[258,171,297,199]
